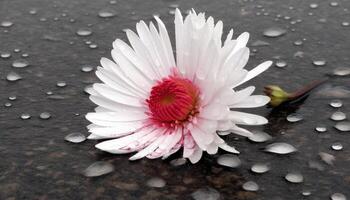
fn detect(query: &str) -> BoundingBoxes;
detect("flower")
[86,9,272,163]
[264,85,291,107]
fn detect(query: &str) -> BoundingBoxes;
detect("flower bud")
[264,85,291,107]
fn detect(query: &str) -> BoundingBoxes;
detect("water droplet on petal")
[217,154,241,168]
[146,177,166,188]
[265,142,297,154]
[330,100,343,108]
[312,59,326,66]
[330,111,346,121]
[331,143,343,151]
[83,161,114,177]
[191,187,220,200]
[39,112,51,120]
[251,163,270,174]
[334,121,350,132]
[12,59,29,68]
[98,9,116,18]
[6,72,22,82]
[287,113,303,122]
[242,181,259,191]
[263,27,287,38]
[331,193,347,200]
[248,130,272,143]
[1,21,13,27]
[20,113,31,120]
[65,132,86,143]
[76,28,92,36]
[285,172,303,183]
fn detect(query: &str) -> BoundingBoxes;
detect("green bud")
[263,85,291,107]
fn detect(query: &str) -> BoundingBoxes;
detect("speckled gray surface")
[1,0,350,199]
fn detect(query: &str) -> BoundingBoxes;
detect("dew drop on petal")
[98,9,116,18]
[315,125,327,133]
[191,187,220,200]
[170,158,187,166]
[265,142,297,154]
[312,59,326,66]
[76,28,92,36]
[287,113,303,122]
[39,112,51,120]
[20,113,31,120]
[65,132,86,143]
[82,161,114,177]
[251,163,270,174]
[319,152,335,165]
[334,121,350,132]
[217,154,241,168]
[248,130,272,143]
[331,193,347,200]
[285,172,303,183]
[331,143,343,151]
[12,59,29,68]
[6,72,22,82]
[263,27,287,38]
[333,67,350,76]
[330,100,343,108]
[1,21,13,27]
[146,177,166,188]
[330,111,346,121]
[242,181,259,192]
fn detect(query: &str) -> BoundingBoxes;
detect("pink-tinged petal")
[194,118,218,135]
[93,84,144,107]
[190,126,214,150]
[162,141,182,159]
[183,132,195,158]
[229,124,254,137]
[235,61,272,87]
[158,129,182,152]
[198,103,229,120]
[188,145,203,163]
[230,95,270,108]
[86,121,145,139]
[217,120,234,131]
[219,143,240,154]
[227,111,268,126]
[129,131,167,160]
[206,143,218,155]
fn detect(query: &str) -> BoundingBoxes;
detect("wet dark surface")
[1,0,350,199]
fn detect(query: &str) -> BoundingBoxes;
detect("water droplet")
[275,60,287,68]
[98,9,116,18]
[302,190,311,196]
[248,130,272,143]
[330,100,343,108]
[39,112,51,120]
[319,152,335,165]
[242,181,259,191]
[21,53,29,58]
[251,163,270,174]
[333,67,350,76]
[9,96,17,101]
[287,113,303,122]
[12,59,29,68]
[330,111,346,121]
[14,48,20,53]
[20,113,31,120]
[312,59,326,66]
[81,65,94,72]
[191,187,220,200]
[263,27,287,38]
[330,2,339,7]
[331,143,343,151]
[29,8,37,15]
[83,161,114,177]
[109,0,117,4]
[265,142,297,154]
[334,121,350,132]
[89,44,98,49]
[64,132,86,143]
[6,72,22,82]
[217,154,241,168]
[309,3,319,8]
[56,81,67,87]
[76,28,92,36]
[293,40,303,46]
[1,52,11,59]
[341,22,349,27]
[315,125,327,133]
[1,21,13,27]
[146,177,166,188]
[250,40,270,47]
[331,193,347,200]
[285,172,303,183]
[170,158,187,166]
[4,102,12,107]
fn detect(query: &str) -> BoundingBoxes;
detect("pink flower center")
[146,75,200,127]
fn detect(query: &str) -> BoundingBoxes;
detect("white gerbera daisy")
[86,9,272,163]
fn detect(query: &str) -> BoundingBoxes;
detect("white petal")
[229,124,254,137]
[235,61,272,87]
[230,95,270,108]
[219,143,240,154]
[206,143,218,155]
[227,111,268,126]
[129,132,167,160]
[190,125,214,150]
[217,86,255,105]
[86,111,147,126]
[188,145,203,163]
[87,121,145,139]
